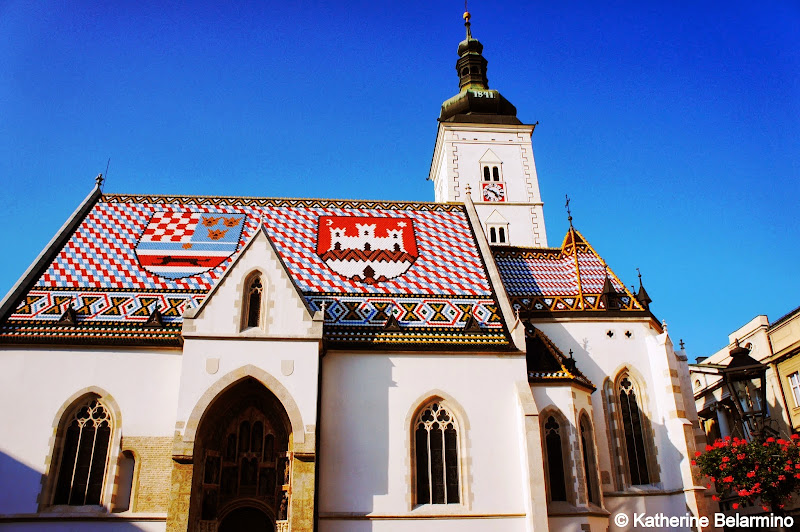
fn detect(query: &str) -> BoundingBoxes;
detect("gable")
[0,195,511,348]
[492,227,648,316]
[182,227,320,339]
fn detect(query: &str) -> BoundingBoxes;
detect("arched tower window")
[243,273,263,330]
[617,375,651,485]
[414,401,460,505]
[492,166,500,181]
[542,415,568,502]
[579,414,600,505]
[53,398,113,506]
[483,166,491,181]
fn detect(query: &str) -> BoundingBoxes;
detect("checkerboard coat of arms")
[135,211,246,279]
[316,216,418,284]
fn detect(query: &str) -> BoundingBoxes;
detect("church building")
[0,11,713,532]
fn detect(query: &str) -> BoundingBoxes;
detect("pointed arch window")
[618,376,651,485]
[243,273,264,330]
[579,415,600,505]
[53,398,113,506]
[542,415,568,502]
[414,402,460,505]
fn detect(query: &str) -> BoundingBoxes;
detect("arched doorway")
[219,506,272,532]
[189,377,292,531]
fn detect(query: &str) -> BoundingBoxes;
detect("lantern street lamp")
[719,339,770,440]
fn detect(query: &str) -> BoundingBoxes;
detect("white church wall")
[318,350,530,531]
[174,338,320,448]
[534,319,701,527]
[0,346,180,515]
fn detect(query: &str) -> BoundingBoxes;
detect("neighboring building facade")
[0,13,712,532]
[691,307,800,442]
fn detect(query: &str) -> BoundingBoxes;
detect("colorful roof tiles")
[493,228,646,315]
[1,194,509,347]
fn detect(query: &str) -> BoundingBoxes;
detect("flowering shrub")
[694,434,800,511]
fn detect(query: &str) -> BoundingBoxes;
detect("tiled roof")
[1,194,509,347]
[524,324,594,390]
[493,228,645,315]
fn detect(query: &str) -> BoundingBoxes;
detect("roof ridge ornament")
[635,267,653,310]
[565,194,573,228]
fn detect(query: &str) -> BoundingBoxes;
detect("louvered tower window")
[414,402,459,505]
[53,399,112,505]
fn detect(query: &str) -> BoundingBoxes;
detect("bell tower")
[429,10,547,247]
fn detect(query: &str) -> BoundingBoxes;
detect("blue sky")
[0,1,797,358]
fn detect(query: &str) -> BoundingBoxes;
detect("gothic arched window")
[414,402,460,505]
[243,273,263,329]
[618,376,651,485]
[53,398,113,506]
[542,415,568,502]
[579,414,600,505]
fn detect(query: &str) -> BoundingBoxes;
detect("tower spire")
[438,8,520,123]
[464,3,472,40]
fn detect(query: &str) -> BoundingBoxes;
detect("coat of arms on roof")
[135,211,246,279]
[316,216,418,285]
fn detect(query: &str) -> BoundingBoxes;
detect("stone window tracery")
[579,414,600,505]
[543,415,568,502]
[414,402,460,505]
[53,398,113,506]
[618,376,651,485]
[243,274,263,330]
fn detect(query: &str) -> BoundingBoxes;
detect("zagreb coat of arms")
[316,216,418,284]
[135,211,246,279]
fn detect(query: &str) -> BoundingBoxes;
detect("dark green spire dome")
[439,11,521,124]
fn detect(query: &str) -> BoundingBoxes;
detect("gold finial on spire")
[463,1,472,39]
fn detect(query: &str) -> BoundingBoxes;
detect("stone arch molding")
[182,365,305,450]
[41,386,123,510]
[404,389,473,510]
